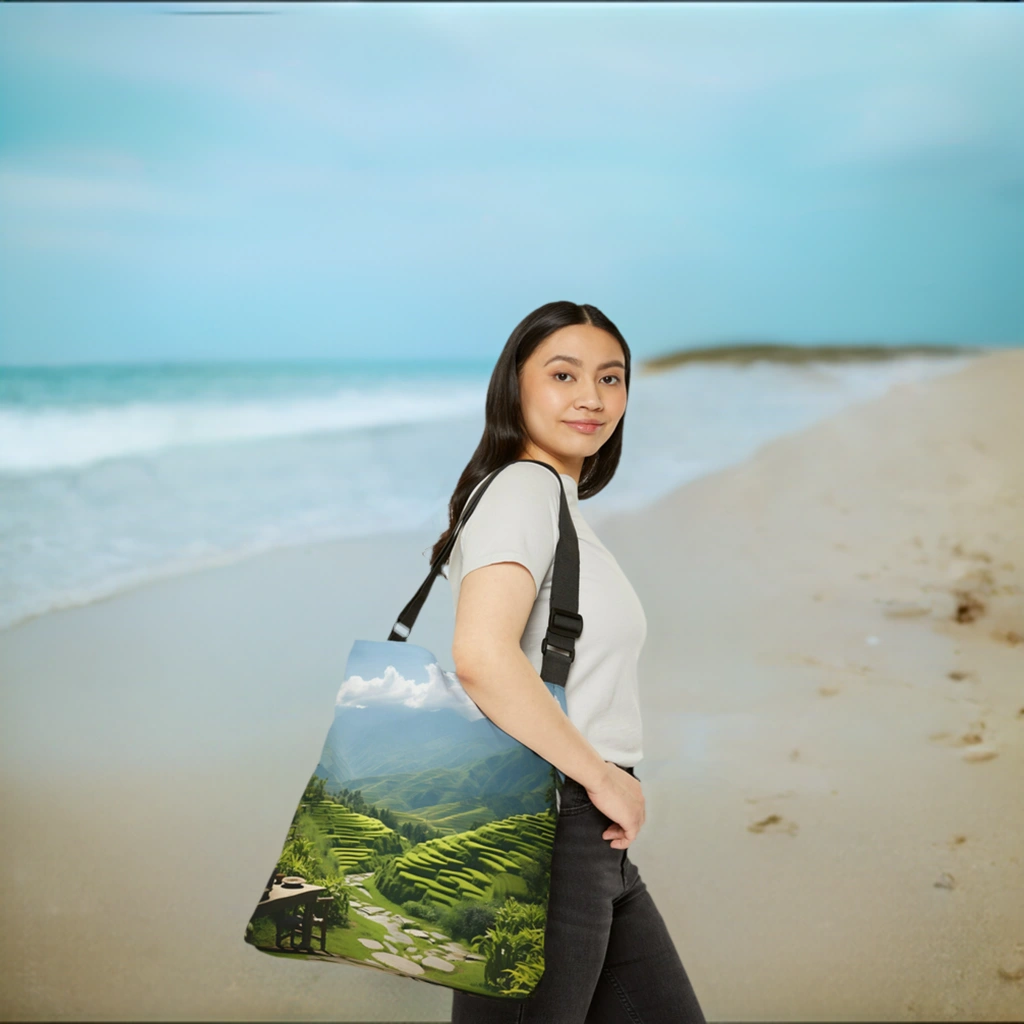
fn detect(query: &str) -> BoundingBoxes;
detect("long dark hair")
[429,299,631,569]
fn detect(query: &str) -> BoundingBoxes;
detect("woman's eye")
[553,372,621,384]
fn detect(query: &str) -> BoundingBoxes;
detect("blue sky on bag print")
[0,1,1021,366]
[339,639,486,720]
[338,640,566,722]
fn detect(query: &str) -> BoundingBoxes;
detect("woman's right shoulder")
[459,462,562,537]
[480,460,561,504]
[454,462,562,593]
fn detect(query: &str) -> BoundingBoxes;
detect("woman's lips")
[564,421,603,434]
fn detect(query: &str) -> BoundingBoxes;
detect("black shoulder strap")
[386,459,583,687]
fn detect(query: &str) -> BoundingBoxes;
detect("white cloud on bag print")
[337,661,484,720]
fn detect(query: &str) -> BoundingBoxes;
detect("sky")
[0,1,1021,367]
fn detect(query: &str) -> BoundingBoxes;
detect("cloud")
[337,661,484,721]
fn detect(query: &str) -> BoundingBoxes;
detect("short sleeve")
[455,462,561,598]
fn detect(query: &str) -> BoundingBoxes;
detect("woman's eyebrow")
[543,354,626,370]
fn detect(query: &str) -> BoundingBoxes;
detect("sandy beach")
[1,349,1022,1022]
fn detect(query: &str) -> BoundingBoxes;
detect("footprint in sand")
[950,542,992,563]
[991,628,1023,646]
[928,723,1000,761]
[997,955,1024,982]
[961,745,999,762]
[948,566,996,623]
[747,813,799,837]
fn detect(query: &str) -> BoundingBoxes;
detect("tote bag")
[243,459,584,1002]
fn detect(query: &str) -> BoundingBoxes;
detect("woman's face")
[517,324,627,478]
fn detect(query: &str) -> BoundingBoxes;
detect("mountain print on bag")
[244,637,569,1001]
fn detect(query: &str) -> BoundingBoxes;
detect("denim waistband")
[565,764,636,782]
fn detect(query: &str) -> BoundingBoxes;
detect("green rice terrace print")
[244,638,569,1000]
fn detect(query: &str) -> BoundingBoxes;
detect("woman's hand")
[587,761,645,850]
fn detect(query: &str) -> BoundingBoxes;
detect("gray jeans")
[450,766,706,1023]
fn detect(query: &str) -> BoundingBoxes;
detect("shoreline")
[0,348,991,634]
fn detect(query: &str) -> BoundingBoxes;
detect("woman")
[434,301,706,1023]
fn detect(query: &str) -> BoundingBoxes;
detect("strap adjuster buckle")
[541,636,575,664]
[547,607,583,640]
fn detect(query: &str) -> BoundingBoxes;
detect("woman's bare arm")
[452,560,612,796]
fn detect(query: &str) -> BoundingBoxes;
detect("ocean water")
[0,348,984,633]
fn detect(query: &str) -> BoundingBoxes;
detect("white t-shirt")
[447,460,646,768]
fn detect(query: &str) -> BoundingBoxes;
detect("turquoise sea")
[0,344,994,632]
